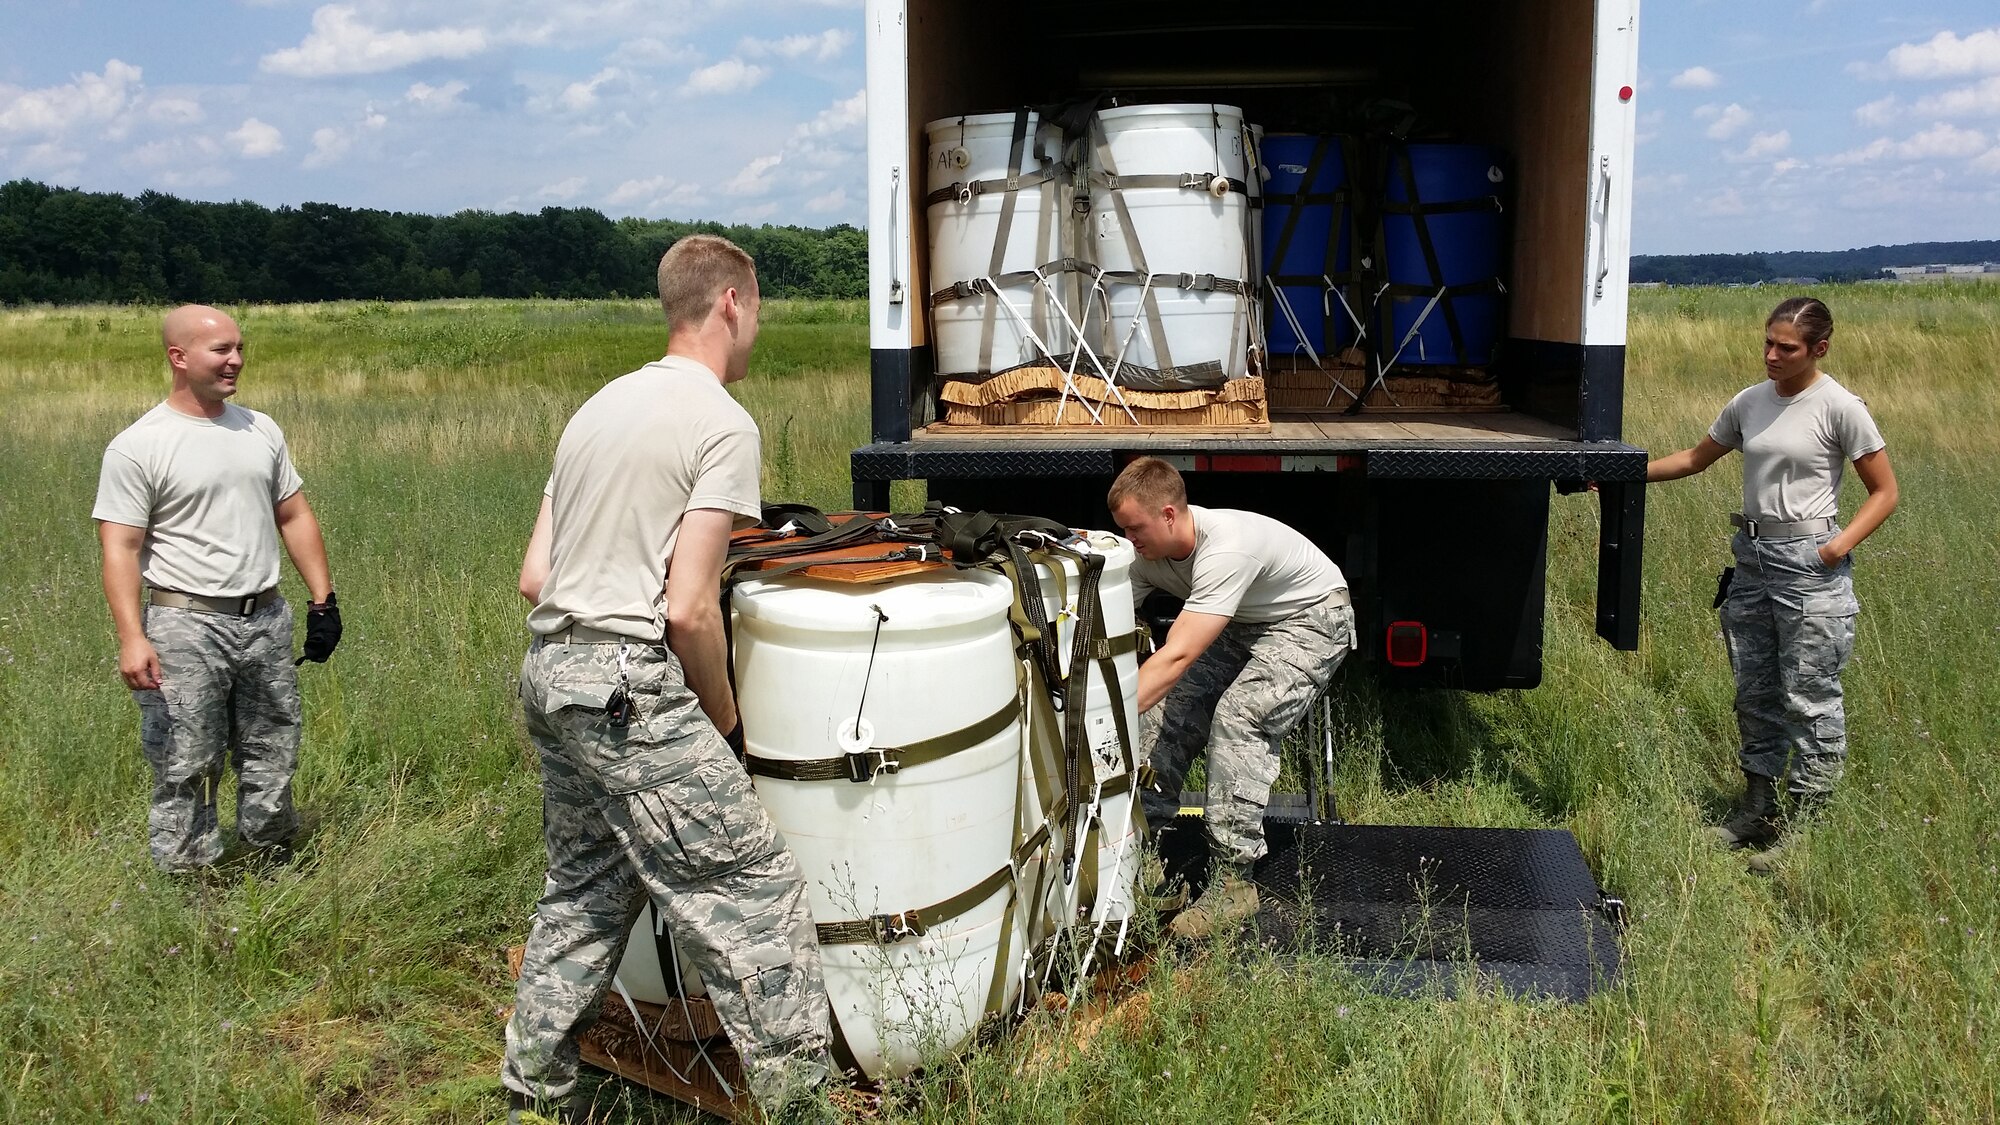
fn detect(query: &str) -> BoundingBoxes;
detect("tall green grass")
[0,290,1992,1123]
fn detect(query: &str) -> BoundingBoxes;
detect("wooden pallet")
[506,945,757,1122]
[938,366,1270,430]
[1263,355,1503,414]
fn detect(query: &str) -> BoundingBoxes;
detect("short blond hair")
[1108,456,1187,510]
[657,234,758,330]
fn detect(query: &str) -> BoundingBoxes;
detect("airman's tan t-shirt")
[527,357,760,641]
[93,402,304,598]
[1129,506,1345,624]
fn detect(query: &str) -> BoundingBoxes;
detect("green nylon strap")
[815,862,1014,946]
[743,695,1021,783]
[1059,551,1107,882]
[983,876,1019,1014]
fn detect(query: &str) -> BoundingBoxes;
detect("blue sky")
[1,1,1995,254]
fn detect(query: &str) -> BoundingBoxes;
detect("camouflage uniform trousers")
[1138,591,1356,869]
[503,639,834,1113]
[131,599,301,872]
[1720,528,1860,797]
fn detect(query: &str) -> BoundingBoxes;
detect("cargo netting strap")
[1263,135,1366,375]
[1377,148,1506,369]
[921,167,1063,209]
[1086,111,1177,380]
[721,512,921,585]
[743,695,1021,783]
[815,862,1014,945]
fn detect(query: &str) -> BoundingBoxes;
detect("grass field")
[0,287,1995,1123]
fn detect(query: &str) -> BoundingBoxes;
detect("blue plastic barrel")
[1381,144,1507,366]
[1260,134,1353,358]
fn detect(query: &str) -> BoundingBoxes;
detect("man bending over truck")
[1108,457,1355,939]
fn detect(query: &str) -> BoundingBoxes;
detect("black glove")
[723,720,746,759]
[298,592,342,664]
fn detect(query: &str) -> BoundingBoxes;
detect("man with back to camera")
[94,304,342,875]
[502,235,835,1124]
[1108,457,1354,939]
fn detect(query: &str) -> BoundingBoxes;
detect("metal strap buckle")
[869,910,925,942]
[237,596,258,614]
[844,748,902,783]
[1178,172,1206,190]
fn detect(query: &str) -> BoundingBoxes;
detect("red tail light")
[1386,621,1428,667]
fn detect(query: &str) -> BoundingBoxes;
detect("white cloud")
[680,59,767,97]
[405,80,469,112]
[1698,102,1753,140]
[18,141,84,174]
[612,37,697,66]
[146,96,204,126]
[1633,171,1688,195]
[299,110,386,169]
[725,152,783,195]
[1728,130,1791,162]
[740,29,853,62]
[227,117,286,157]
[804,187,847,213]
[1669,66,1720,90]
[796,89,865,138]
[1855,95,1900,128]
[1770,158,1805,176]
[303,126,352,168]
[1827,122,1991,165]
[605,175,701,211]
[1974,147,2000,174]
[261,5,488,78]
[556,68,622,113]
[1862,27,2000,81]
[0,59,142,136]
[537,176,587,202]
[1911,76,2000,119]
[1698,188,1746,216]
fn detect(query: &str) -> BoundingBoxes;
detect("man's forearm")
[101,547,147,644]
[666,613,738,733]
[279,509,334,602]
[1137,652,1193,713]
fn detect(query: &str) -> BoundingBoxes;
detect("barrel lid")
[734,568,1013,633]
[923,110,1041,137]
[1097,102,1244,123]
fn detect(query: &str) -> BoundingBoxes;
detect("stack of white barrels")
[926,105,1261,392]
[612,532,1146,1081]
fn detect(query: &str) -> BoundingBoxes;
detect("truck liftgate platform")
[1159,810,1626,1001]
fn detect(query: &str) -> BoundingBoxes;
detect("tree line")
[0,180,868,306]
[1632,241,2000,286]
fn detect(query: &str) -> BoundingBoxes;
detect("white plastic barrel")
[731,569,1024,1079]
[925,111,1072,377]
[613,903,706,1003]
[1014,532,1144,974]
[1088,104,1254,381]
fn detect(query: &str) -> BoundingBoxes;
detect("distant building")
[1771,277,1822,286]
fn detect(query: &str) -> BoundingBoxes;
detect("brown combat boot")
[1746,791,1826,876]
[1708,771,1780,849]
[1167,867,1259,940]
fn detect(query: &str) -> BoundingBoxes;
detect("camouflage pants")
[503,640,833,1113]
[1720,529,1859,797]
[1139,592,1356,868]
[130,599,301,872]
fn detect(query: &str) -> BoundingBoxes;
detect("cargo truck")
[850,0,1649,689]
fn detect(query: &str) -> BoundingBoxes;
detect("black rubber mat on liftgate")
[1155,816,1625,1001]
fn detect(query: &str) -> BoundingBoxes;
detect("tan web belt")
[149,588,279,616]
[1731,513,1836,539]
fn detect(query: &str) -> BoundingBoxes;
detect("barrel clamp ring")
[869,910,926,943]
